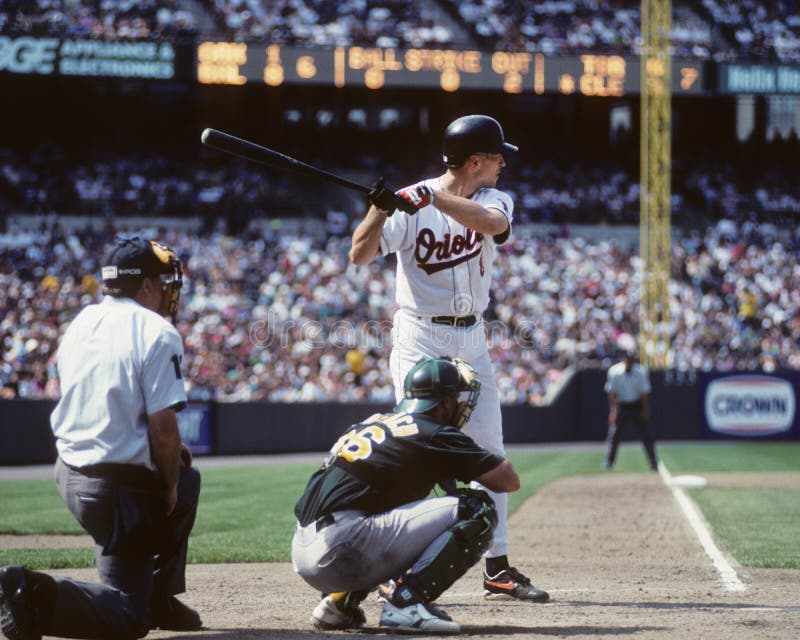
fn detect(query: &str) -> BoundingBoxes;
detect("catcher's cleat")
[311,593,366,630]
[376,579,453,621]
[483,567,550,602]
[150,596,202,631]
[0,566,42,640]
[379,600,459,634]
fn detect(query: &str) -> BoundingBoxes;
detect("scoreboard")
[10,35,800,96]
[197,42,706,96]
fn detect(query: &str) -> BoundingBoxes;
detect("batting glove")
[396,185,434,214]
[368,177,399,216]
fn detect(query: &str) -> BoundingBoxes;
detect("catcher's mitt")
[451,487,497,526]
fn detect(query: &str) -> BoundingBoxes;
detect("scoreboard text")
[197,43,706,95]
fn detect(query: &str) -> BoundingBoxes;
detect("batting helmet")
[442,115,518,168]
[394,357,481,429]
[101,235,183,323]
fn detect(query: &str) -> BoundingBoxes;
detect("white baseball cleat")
[311,595,365,630]
[379,600,459,634]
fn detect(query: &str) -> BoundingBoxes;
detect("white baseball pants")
[389,309,509,557]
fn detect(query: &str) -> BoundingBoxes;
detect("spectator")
[3,0,798,62]
[0,0,196,40]
[3,216,800,406]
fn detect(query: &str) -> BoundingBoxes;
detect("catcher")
[291,357,520,633]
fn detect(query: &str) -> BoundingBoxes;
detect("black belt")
[315,514,335,532]
[430,315,477,328]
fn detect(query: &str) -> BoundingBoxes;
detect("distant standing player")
[349,114,549,602]
[604,348,658,471]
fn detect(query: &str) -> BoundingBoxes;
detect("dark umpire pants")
[605,403,658,470]
[44,458,201,639]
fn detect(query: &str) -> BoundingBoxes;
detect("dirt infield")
[31,470,799,639]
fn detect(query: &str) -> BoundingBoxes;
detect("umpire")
[292,357,520,634]
[604,348,659,471]
[0,236,202,640]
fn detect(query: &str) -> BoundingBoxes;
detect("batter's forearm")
[349,206,386,265]
[433,190,508,235]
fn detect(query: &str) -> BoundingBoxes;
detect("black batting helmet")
[394,357,481,429]
[442,115,518,168]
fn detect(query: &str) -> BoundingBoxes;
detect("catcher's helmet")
[101,235,183,323]
[442,115,518,168]
[394,357,481,429]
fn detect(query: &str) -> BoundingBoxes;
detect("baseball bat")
[200,128,371,194]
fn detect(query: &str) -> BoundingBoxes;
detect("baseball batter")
[349,114,549,602]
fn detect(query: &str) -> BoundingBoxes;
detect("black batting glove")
[368,177,398,216]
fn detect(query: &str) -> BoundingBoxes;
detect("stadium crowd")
[0,0,196,40]
[448,0,713,59]
[0,143,305,225]
[3,140,800,227]
[701,0,800,63]
[2,0,799,62]
[206,0,456,48]
[2,218,799,404]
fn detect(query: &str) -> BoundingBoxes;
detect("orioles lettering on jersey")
[414,227,484,275]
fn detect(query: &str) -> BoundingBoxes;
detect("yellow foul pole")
[640,0,672,367]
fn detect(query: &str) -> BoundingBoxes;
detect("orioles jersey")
[294,411,503,526]
[379,177,514,317]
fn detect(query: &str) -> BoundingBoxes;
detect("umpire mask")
[150,240,183,324]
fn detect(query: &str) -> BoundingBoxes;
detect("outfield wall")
[5,369,799,465]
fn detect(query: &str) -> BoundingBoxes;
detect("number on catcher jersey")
[330,412,419,462]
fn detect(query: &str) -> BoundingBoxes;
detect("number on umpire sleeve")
[171,354,182,379]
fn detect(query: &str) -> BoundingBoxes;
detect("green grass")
[0,548,96,570]
[186,463,318,564]
[633,442,800,569]
[658,441,800,473]
[0,479,85,534]
[1,443,799,570]
[506,448,630,512]
[690,488,800,569]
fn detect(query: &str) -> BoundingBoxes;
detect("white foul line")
[658,462,746,592]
